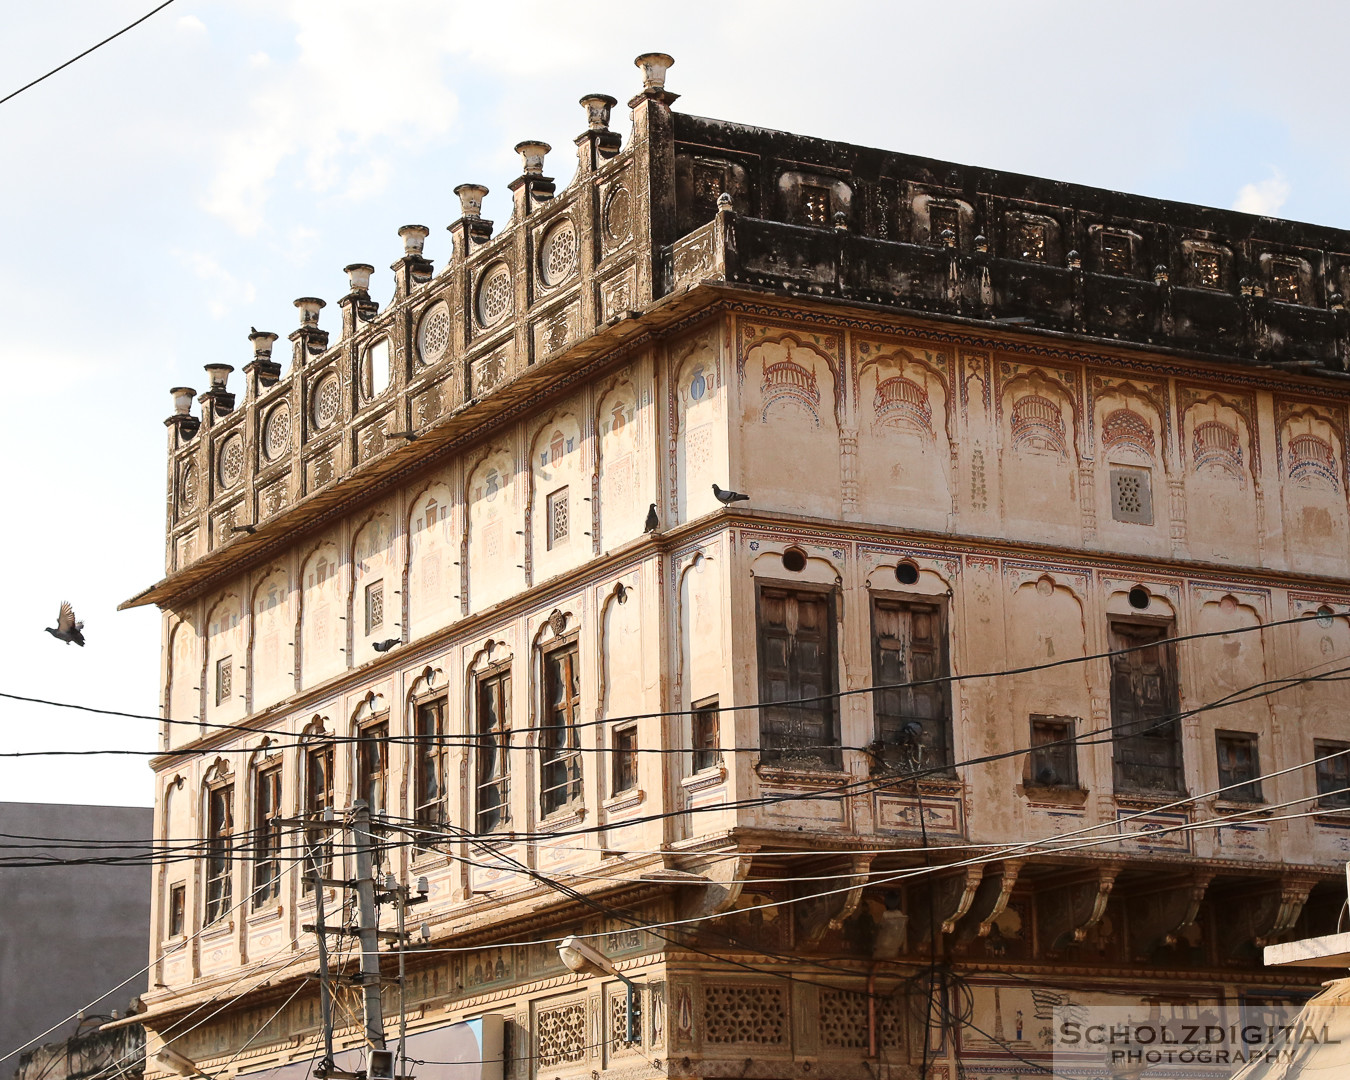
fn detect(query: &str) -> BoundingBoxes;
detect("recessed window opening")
[541,641,583,814]
[414,696,448,827]
[252,763,282,909]
[757,586,839,769]
[168,883,186,937]
[205,781,233,925]
[612,726,638,794]
[895,562,920,586]
[357,717,389,814]
[1315,741,1350,809]
[360,338,391,401]
[692,697,721,773]
[1109,620,1183,795]
[365,580,384,635]
[1110,467,1154,525]
[1028,715,1078,788]
[476,667,512,832]
[872,596,952,772]
[302,741,335,888]
[1127,586,1150,610]
[781,548,807,573]
[1215,731,1261,802]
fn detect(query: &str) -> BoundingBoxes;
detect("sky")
[2,0,1349,809]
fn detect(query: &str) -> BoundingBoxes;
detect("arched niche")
[465,448,520,613]
[300,540,343,689]
[250,568,292,710]
[597,381,643,546]
[672,335,724,524]
[407,481,456,642]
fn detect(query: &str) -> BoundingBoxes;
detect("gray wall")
[0,802,151,1070]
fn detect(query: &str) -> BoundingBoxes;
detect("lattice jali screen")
[702,984,787,1045]
[610,989,643,1051]
[536,1002,587,1067]
[819,988,869,1050]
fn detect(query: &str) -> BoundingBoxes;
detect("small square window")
[802,185,831,226]
[1028,715,1078,788]
[168,883,186,937]
[1315,741,1350,809]
[1110,467,1154,525]
[692,697,721,773]
[1216,731,1261,802]
[365,580,384,635]
[929,204,960,248]
[613,726,638,794]
[1100,232,1132,275]
[1270,262,1302,303]
[547,487,569,549]
[1193,250,1222,288]
[1017,221,1047,262]
[215,656,233,706]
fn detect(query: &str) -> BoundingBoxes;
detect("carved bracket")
[1040,864,1123,954]
[676,851,757,922]
[797,855,875,946]
[1254,874,1320,948]
[1127,871,1213,958]
[941,865,986,935]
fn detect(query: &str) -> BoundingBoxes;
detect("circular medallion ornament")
[540,219,577,286]
[477,264,513,327]
[217,435,245,489]
[417,300,452,364]
[604,186,631,243]
[179,461,197,511]
[263,404,291,461]
[311,373,341,430]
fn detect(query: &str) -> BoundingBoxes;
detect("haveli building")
[118,52,1350,1080]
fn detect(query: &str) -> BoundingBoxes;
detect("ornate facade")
[122,53,1350,1080]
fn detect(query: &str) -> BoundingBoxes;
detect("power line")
[0,606,1332,745]
[0,0,179,108]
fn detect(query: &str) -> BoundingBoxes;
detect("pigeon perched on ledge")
[712,483,750,505]
[644,503,660,533]
[45,601,85,646]
[372,639,400,653]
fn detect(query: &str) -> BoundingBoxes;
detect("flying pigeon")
[45,601,86,646]
[372,638,400,653]
[644,503,660,533]
[712,483,750,505]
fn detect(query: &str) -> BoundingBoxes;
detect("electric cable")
[0,0,179,108]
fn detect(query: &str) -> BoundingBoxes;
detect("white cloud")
[201,0,462,235]
[1232,170,1291,216]
[174,249,258,318]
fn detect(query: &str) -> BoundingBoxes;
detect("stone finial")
[1067,249,1082,270]
[634,52,674,92]
[717,192,733,212]
[344,263,375,293]
[170,387,197,415]
[248,330,279,359]
[939,227,956,248]
[399,224,430,255]
[974,234,989,253]
[1154,264,1170,286]
[203,363,233,392]
[580,93,617,131]
[454,183,489,219]
[514,141,551,177]
[295,297,326,326]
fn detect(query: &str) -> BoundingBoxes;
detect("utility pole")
[307,833,338,1078]
[351,800,387,1052]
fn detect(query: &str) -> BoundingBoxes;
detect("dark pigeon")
[372,638,400,653]
[644,503,659,533]
[712,483,750,505]
[45,601,85,646]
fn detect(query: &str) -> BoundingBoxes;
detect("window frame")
[301,739,335,890]
[251,760,283,909]
[475,664,513,833]
[1108,617,1184,796]
[413,695,449,828]
[540,637,583,816]
[612,725,639,795]
[755,581,841,771]
[1027,714,1079,789]
[215,655,233,707]
[691,696,722,774]
[1215,730,1262,803]
[868,591,953,773]
[356,714,390,815]
[546,487,569,549]
[168,882,186,938]
[364,579,384,636]
[204,779,234,926]
[1314,740,1350,810]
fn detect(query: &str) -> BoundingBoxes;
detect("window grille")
[365,580,384,635]
[547,488,569,549]
[215,657,233,706]
[1110,467,1154,524]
